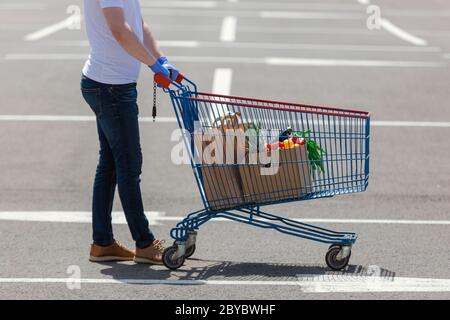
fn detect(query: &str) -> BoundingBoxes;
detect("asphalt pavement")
[0,0,449,299]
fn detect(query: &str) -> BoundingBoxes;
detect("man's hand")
[149,59,170,78]
[157,56,179,81]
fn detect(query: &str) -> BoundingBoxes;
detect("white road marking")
[140,8,252,17]
[0,3,45,10]
[259,11,364,20]
[220,16,237,42]
[144,1,363,11]
[0,276,449,292]
[212,68,233,95]
[380,18,428,46]
[5,54,444,68]
[238,26,375,35]
[24,15,82,41]
[0,115,178,123]
[357,0,370,4]
[159,40,200,47]
[0,211,165,226]
[4,53,87,60]
[385,10,450,17]
[141,1,216,8]
[0,115,96,122]
[443,54,450,59]
[211,68,233,116]
[294,218,450,225]
[265,57,442,67]
[1,115,450,128]
[372,121,450,128]
[39,40,196,49]
[217,42,439,52]
[240,3,362,11]
[44,39,440,53]
[0,212,449,226]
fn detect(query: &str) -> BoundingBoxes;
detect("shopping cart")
[153,74,371,271]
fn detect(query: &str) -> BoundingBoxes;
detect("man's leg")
[99,84,155,249]
[91,120,116,246]
[81,77,116,246]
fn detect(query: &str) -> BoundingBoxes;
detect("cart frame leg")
[169,206,357,246]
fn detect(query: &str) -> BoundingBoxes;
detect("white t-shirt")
[82,0,143,84]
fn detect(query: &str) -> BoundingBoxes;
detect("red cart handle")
[154,72,184,89]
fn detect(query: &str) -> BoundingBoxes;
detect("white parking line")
[220,16,237,42]
[211,68,233,116]
[45,39,441,53]
[0,276,449,292]
[212,68,233,95]
[1,212,449,226]
[1,115,450,128]
[443,54,450,59]
[0,211,165,225]
[24,15,82,41]
[159,40,200,47]
[141,1,216,8]
[357,0,370,4]
[259,11,364,20]
[5,54,444,68]
[385,10,450,17]
[0,3,45,10]
[380,18,428,46]
[140,8,253,17]
[42,40,201,48]
[142,0,364,11]
[0,115,177,123]
[238,26,374,35]
[371,121,450,128]
[265,57,442,67]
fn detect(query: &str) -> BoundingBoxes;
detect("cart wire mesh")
[169,88,371,212]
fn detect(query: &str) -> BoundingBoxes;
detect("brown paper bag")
[238,145,312,204]
[194,126,245,210]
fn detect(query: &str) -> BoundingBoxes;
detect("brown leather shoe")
[89,241,135,262]
[134,240,165,264]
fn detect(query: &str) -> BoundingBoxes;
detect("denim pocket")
[110,84,137,103]
[81,87,101,115]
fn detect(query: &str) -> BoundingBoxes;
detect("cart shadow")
[98,259,396,284]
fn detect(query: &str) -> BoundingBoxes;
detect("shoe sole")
[89,256,134,262]
[133,257,163,265]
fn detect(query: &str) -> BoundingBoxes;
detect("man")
[80,0,179,264]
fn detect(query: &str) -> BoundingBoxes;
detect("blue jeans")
[81,75,154,249]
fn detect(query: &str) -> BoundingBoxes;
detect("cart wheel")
[162,246,185,270]
[184,244,196,259]
[325,246,351,271]
[172,241,196,259]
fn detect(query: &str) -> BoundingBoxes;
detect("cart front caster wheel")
[184,244,196,259]
[172,241,196,259]
[163,246,185,270]
[325,245,351,271]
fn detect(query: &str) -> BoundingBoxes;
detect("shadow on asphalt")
[97,259,396,284]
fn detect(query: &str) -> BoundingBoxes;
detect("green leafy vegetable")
[293,130,326,173]
[244,122,262,151]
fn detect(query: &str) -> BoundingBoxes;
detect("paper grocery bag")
[193,128,245,210]
[212,112,247,164]
[239,145,312,204]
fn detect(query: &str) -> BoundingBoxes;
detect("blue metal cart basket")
[154,74,371,270]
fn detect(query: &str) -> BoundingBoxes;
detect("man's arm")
[141,19,180,81]
[142,20,163,60]
[102,7,156,66]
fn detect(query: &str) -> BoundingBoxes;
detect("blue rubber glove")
[157,56,179,81]
[149,59,170,78]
